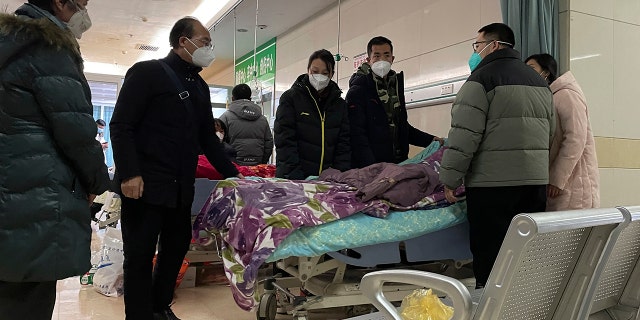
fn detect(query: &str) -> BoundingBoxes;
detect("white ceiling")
[4,0,336,76]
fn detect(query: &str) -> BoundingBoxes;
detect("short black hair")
[307,49,335,75]
[525,53,558,84]
[28,0,71,14]
[96,119,106,126]
[214,118,228,137]
[367,36,393,57]
[169,17,198,49]
[232,83,252,100]
[478,23,515,47]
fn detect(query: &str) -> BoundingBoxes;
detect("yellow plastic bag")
[399,288,454,320]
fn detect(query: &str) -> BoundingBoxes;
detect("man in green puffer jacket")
[0,1,109,319]
[440,23,555,288]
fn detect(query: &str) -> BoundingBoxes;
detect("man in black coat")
[346,36,443,168]
[110,17,242,320]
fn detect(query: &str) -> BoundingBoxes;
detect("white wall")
[562,0,640,207]
[275,0,501,93]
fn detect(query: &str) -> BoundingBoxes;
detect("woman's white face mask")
[308,73,330,91]
[67,8,92,39]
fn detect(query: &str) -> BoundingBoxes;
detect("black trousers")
[466,185,546,287]
[120,197,192,320]
[0,280,57,320]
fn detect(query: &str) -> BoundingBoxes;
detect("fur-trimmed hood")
[0,4,81,68]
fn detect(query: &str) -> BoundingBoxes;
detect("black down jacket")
[0,4,110,282]
[274,74,351,179]
[346,67,435,168]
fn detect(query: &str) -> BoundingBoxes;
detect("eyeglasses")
[191,38,214,49]
[472,40,494,51]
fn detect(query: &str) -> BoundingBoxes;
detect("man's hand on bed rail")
[445,186,458,203]
[121,176,144,199]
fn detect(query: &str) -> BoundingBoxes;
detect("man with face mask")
[0,0,109,318]
[439,23,555,288]
[346,36,444,168]
[110,17,243,320]
[66,0,91,39]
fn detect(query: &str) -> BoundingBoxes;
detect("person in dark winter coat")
[220,84,274,165]
[0,1,109,319]
[346,36,443,168]
[274,49,351,179]
[110,17,242,320]
[214,118,238,161]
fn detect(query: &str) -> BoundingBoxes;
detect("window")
[89,81,118,168]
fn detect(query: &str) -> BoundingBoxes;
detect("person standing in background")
[95,118,109,163]
[110,17,242,320]
[220,83,274,165]
[214,118,238,162]
[274,49,351,179]
[525,53,600,211]
[0,1,109,319]
[346,36,443,168]
[440,23,555,288]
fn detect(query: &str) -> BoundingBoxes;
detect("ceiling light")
[570,54,601,61]
[191,0,235,26]
[84,61,129,76]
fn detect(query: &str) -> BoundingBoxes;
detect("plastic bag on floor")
[98,227,124,264]
[400,288,454,320]
[93,227,124,297]
[93,262,124,297]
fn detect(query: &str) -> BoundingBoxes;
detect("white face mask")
[67,8,92,39]
[308,73,330,91]
[186,38,216,68]
[216,132,224,142]
[371,60,392,78]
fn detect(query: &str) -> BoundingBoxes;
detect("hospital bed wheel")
[256,292,277,320]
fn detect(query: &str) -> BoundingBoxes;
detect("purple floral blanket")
[191,177,453,310]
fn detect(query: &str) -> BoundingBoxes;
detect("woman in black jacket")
[274,49,351,179]
[0,1,109,319]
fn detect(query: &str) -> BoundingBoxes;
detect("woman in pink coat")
[525,54,600,211]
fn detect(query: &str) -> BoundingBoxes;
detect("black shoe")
[153,308,181,320]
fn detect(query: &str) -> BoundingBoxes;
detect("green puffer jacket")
[0,5,110,282]
[440,48,555,189]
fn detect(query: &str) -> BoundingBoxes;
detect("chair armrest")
[360,269,473,320]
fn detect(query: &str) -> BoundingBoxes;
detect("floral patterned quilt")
[191,176,453,310]
[191,142,469,310]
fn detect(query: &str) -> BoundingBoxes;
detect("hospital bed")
[190,181,473,320]
[359,205,640,320]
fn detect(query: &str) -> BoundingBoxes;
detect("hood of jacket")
[550,71,584,96]
[0,4,81,68]
[228,99,264,121]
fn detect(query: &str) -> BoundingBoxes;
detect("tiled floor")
[52,277,354,319]
[51,228,473,320]
[53,277,251,319]
[51,228,352,319]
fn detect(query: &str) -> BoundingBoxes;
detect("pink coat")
[547,71,600,211]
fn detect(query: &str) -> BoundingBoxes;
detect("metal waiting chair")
[360,207,632,320]
[583,206,640,320]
